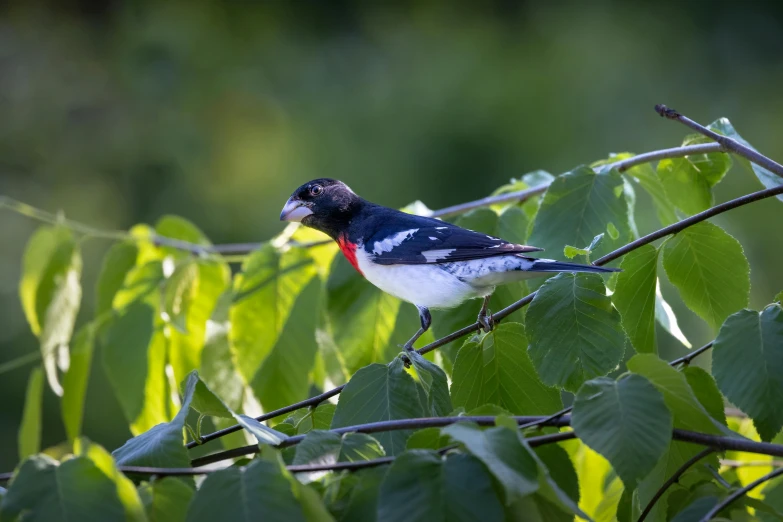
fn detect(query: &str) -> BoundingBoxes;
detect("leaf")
[712,305,783,440]
[450,323,562,413]
[442,423,539,503]
[406,428,452,451]
[19,226,82,395]
[655,281,692,348]
[61,324,96,441]
[571,375,672,487]
[139,478,194,522]
[230,243,318,382]
[293,431,385,482]
[657,148,728,215]
[662,221,750,330]
[621,160,677,226]
[377,450,504,522]
[324,254,401,375]
[0,454,130,522]
[111,260,165,310]
[527,273,626,391]
[612,244,658,354]
[18,366,44,461]
[627,354,724,435]
[103,302,171,434]
[252,278,322,412]
[709,118,783,203]
[185,456,306,522]
[682,366,727,427]
[529,166,632,261]
[95,241,139,316]
[407,351,453,417]
[331,358,426,455]
[112,371,199,468]
[199,291,243,412]
[154,215,212,259]
[235,415,289,446]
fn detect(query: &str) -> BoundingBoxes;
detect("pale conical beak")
[280,198,314,222]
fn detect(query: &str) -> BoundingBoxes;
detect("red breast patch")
[337,235,364,276]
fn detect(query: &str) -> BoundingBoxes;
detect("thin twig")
[638,448,715,522]
[0,352,41,375]
[698,466,783,521]
[668,341,715,367]
[430,184,550,219]
[656,104,783,180]
[720,459,783,468]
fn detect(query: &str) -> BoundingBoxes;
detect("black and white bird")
[280,179,619,351]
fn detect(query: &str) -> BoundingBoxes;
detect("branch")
[656,104,783,180]
[637,448,715,522]
[699,466,783,522]
[669,341,715,367]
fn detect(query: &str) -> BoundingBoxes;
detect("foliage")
[2,116,783,521]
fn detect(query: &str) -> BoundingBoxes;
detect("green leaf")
[534,444,579,506]
[377,450,504,522]
[442,423,539,503]
[612,244,658,354]
[627,354,724,435]
[655,282,692,348]
[61,324,96,442]
[405,428,452,451]
[529,166,632,261]
[19,226,82,395]
[709,118,783,203]
[618,159,677,226]
[657,137,731,215]
[95,241,139,316]
[293,431,385,482]
[185,456,306,522]
[527,273,625,391]
[18,366,44,461]
[324,255,401,376]
[111,260,165,310]
[662,221,750,330]
[407,351,453,417]
[252,278,322,412]
[331,359,426,455]
[230,244,318,382]
[682,366,727,427]
[112,371,199,468]
[154,215,212,259]
[712,305,783,440]
[0,453,131,522]
[571,375,672,487]
[103,302,171,434]
[139,478,194,522]
[450,323,562,413]
[199,291,243,412]
[293,403,336,435]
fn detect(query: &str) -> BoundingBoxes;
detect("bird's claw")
[477,311,495,333]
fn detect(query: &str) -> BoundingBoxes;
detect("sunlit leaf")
[407,351,452,417]
[19,226,82,395]
[612,244,658,354]
[450,323,561,413]
[61,324,96,442]
[18,366,44,461]
[377,450,504,522]
[662,221,750,330]
[95,241,138,316]
[527,273,625,391]
[293,430,385,482]
[616,159,677,226]
[529,166,632,261]
[331,358,426,455]
[712,305,783,440]
[655,281,692,348]
[230,243,318,382]
[571,375,672,487]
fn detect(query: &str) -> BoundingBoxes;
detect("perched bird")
[280,179,619,351]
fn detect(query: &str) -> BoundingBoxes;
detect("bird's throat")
[337,235,363,276]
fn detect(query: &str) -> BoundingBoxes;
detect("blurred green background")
[2,0,783,470]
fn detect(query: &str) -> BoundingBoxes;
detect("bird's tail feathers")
[526,259,620,274]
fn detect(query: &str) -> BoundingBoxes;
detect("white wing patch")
[421,249,456,262]
[372,228,419,255]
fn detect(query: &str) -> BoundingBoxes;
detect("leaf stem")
[0,352,41,376]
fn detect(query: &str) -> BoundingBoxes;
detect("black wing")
[365,221,543,265]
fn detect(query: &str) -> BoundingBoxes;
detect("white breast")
[354,248,487,309]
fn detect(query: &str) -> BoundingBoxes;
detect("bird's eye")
[309,184,324,197]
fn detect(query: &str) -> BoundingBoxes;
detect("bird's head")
[280,178,361,237]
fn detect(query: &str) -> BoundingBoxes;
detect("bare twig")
[668,342,715,367]
[430,184,550,219]
[698,466,783,521]
[638,448,715,522]
[720,459,783,468]
[656,104,783,180]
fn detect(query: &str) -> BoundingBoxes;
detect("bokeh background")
[2,0,783,470]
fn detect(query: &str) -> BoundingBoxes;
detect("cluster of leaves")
[2,119,783,521]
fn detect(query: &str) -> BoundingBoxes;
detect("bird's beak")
[280,197,314,222]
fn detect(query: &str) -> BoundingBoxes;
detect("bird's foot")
[477,310,495,333]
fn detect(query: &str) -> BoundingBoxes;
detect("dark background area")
[2,0,783,470]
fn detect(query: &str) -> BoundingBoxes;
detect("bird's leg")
[477,296,494,333]
[402,306,432,352]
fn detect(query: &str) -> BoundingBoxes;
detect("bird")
[280,178,619,351]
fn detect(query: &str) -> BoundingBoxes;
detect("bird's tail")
[527,259,620,274]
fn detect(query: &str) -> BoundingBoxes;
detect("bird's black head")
[280,178,363,238]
